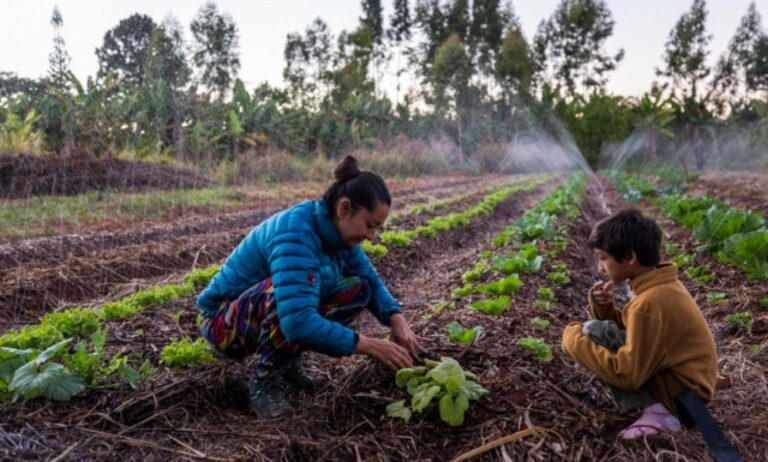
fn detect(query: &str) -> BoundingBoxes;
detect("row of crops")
[606,171,767,343]
[0,175,556,404]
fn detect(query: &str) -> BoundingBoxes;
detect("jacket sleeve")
[270,231,358,357]
[344,245,401,325]
[196,228,264,316]
[561,306,666,391]
[588,287,623,328]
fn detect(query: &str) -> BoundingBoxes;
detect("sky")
[0,0,763,99]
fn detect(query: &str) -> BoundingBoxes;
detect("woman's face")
[334,198,389,247]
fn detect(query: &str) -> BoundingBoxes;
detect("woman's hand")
[389,314,427,360]
[356,335,413,371]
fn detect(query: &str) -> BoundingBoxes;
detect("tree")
[48,6,71,88]
[496,26,534,94]
[388,0,412,44]
[190,2,241,100]
[432,33,472,160]
[361,0,384,45]
[283,18,333,108]
[95,14,156,87]
[144,17,190,88]
[470,0,514,77]
[712,2,764,108]
[656,0,711,99]
[747,35,768,93]
[534,0,624,97]
[388,0,412,104]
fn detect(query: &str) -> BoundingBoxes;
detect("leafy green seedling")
[469,296,510,315]
[160,337,215,369]
[388,357,487,427]
[452,284,474,298]
[725,312,753,335]
[41,308,100,338]
[671,253,695,269]
[517,337,553,362]
[761,298,768,310]
[747,345,763,356]
[446,322,483,345]
[537,287,555,301]
[534,300,551,311]
[361,240,388,257]
[462,261,488,283]
[707,292,727,303]
[476,274,522,296]
[546,271,570,286]
[665,242,681,255]
[530,317,551,329]
[431,300,455,313]
[686,265,715,284]
[380,230,414,248]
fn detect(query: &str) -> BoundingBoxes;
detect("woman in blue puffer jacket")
[196,155,425,418]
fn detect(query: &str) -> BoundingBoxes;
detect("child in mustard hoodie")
[562,209,717,439]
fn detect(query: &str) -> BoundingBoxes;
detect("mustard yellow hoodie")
[561,263,718,415]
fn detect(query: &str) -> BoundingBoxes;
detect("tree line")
[1,0,767,169]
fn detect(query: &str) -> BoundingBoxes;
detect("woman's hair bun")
[333,155,361,182]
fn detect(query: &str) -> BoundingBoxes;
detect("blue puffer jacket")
[196,199,401,357]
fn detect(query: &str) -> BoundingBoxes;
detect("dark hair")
[588,208,662,267]
[323,155,391,217]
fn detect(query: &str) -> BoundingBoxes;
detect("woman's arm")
[343,245,402,325]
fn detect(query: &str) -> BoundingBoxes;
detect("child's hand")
[591,281,614,307]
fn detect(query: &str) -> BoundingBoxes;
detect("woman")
[196,155,425,419]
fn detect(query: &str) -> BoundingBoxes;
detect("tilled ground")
[0,175,506,328]
[688,172,768,217]
[1,174,766,461]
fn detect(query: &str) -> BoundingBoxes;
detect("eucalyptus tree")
[656,0,712,101]
[190,2,241,101]
[532,0,623,97]
[712,2,764,111]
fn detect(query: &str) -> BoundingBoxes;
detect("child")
[561,208,717,439]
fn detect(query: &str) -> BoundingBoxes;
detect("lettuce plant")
[160,337,215,369]
[361,240,388,258]
[537,287,555,301]
[446,322,483,345]
[707,292,727,303]
[530,317,551,329]
[517,337,553,362]
[387,357,488,426]
[469,296,510,315]
[725,312,753,335]
[476,274,522,296]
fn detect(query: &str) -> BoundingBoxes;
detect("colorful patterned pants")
[201,276,371,377]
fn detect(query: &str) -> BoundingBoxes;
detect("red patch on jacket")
[307,272,315,285]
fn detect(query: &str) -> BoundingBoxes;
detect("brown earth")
[0,174,765,461]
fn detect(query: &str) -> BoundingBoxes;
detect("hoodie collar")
[629,262,678,296]
[313,199,348,253]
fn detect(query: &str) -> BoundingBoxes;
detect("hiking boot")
[282,354,314,391]
[248,373,293,419]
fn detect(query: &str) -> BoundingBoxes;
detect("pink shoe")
[619,403,681,440]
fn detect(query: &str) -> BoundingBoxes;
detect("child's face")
[594,248,634,284]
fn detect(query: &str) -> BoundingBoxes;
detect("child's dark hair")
[323,155,391,217]
[589,209,662,266]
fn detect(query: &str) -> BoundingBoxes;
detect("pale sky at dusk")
[0,1,762,98]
